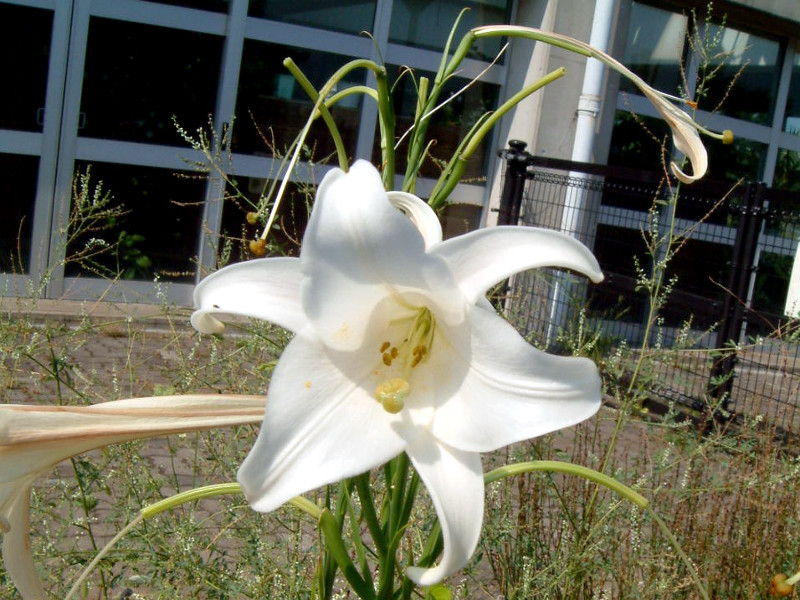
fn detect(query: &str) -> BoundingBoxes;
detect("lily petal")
[387,191,443,249]
[301,161,457,349]
[238,334,408,512]
[192,257,306,334]
[431,227,603,304]
[0,394,265,600]
[405,435,483,586]
[432,306,601,453]
[639,87,708,183]
[2,486,43,600]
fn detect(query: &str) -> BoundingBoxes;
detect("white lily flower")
[192,160,604,585]
[0,394,265,600]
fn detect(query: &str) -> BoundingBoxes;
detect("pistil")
[374,307,436,413]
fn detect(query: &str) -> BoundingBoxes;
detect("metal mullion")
[26,0,73,294]
[88,0,225,35]
[45,0,90,298]
[0,131,42,156]
[384,42,505,84]
[354,0,391,162]
[197,0,248,277]
[61,276,194,304]
[74,138,204,170]
[762,41,796,185]
[0,0,54,8]
[243,18,371,58]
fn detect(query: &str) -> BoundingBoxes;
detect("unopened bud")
[722,130,734,145]
[249,238,267,257]
[770,573,793,597]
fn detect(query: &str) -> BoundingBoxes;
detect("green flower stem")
[283,58,349,171]
[65,514,144,600]
[328,85,379,105]
[402,76,430,194]
[320,507,376,600]
[787,571,800,586]
[140,482,245,518]
[378,453,411,600]
[262,58,388,239]
[71,482,308,600]
[374,67,396,188]
[355,472,388,558]
[428,68,565,208]
[138,482,322,520]
[647,508,710,600]
[345,484,374,589]
[485,462,710,600]
[483,460,648,508]
[464,67,565,160]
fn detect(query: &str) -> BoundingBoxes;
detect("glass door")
[0,0,67,294]
[46,0,231,303]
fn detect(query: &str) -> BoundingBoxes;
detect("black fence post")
[707,182,767,422]
[497,140,531,226]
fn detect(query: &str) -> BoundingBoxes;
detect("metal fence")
[498,141,800,434]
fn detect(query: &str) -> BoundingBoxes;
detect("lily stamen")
[374,308,436,412]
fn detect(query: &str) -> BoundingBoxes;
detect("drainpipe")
[570,0,617,168]
[546,0,617,345]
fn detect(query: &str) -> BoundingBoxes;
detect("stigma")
[375,378,410,413]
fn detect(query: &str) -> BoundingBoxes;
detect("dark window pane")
[706,137,766,181]
[620,2,688,95]
[248,0,376,35]
[65,162,204,282]
[148,0,228,11]
[774,149,800,192]
[80,18,223,145]
[372,66,500,180]
[0,4,52,132]
[607,110,670,171]
[696,24,779,125]
[389,0,511,62]
[233,40,364,157]
[0,154,37,273]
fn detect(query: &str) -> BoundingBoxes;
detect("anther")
[390,347,399,358]
[380,341,391,352]
[382,352,393,366]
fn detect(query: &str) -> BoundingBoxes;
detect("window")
[389,0,510,62]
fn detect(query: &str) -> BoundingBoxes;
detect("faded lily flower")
[469,25,729,184]
[192,160,604,585]
[0,394,264,599]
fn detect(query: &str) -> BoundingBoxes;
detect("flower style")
[0,394,265,599]
[192,160,604,585]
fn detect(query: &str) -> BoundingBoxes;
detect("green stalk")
[355,472,388,558]
[402,76,430,194]
[262,58,389,239]
[374,67,396,188]
[377,453,410,600]
[319,508,376,599]
[428,67,566,208]
[485,461,710,599]
[483,460,648,508]
[283,58,349,171]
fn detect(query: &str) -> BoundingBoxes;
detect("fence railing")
[498,141,800,434]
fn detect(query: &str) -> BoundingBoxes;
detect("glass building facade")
[0,0,510,303]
